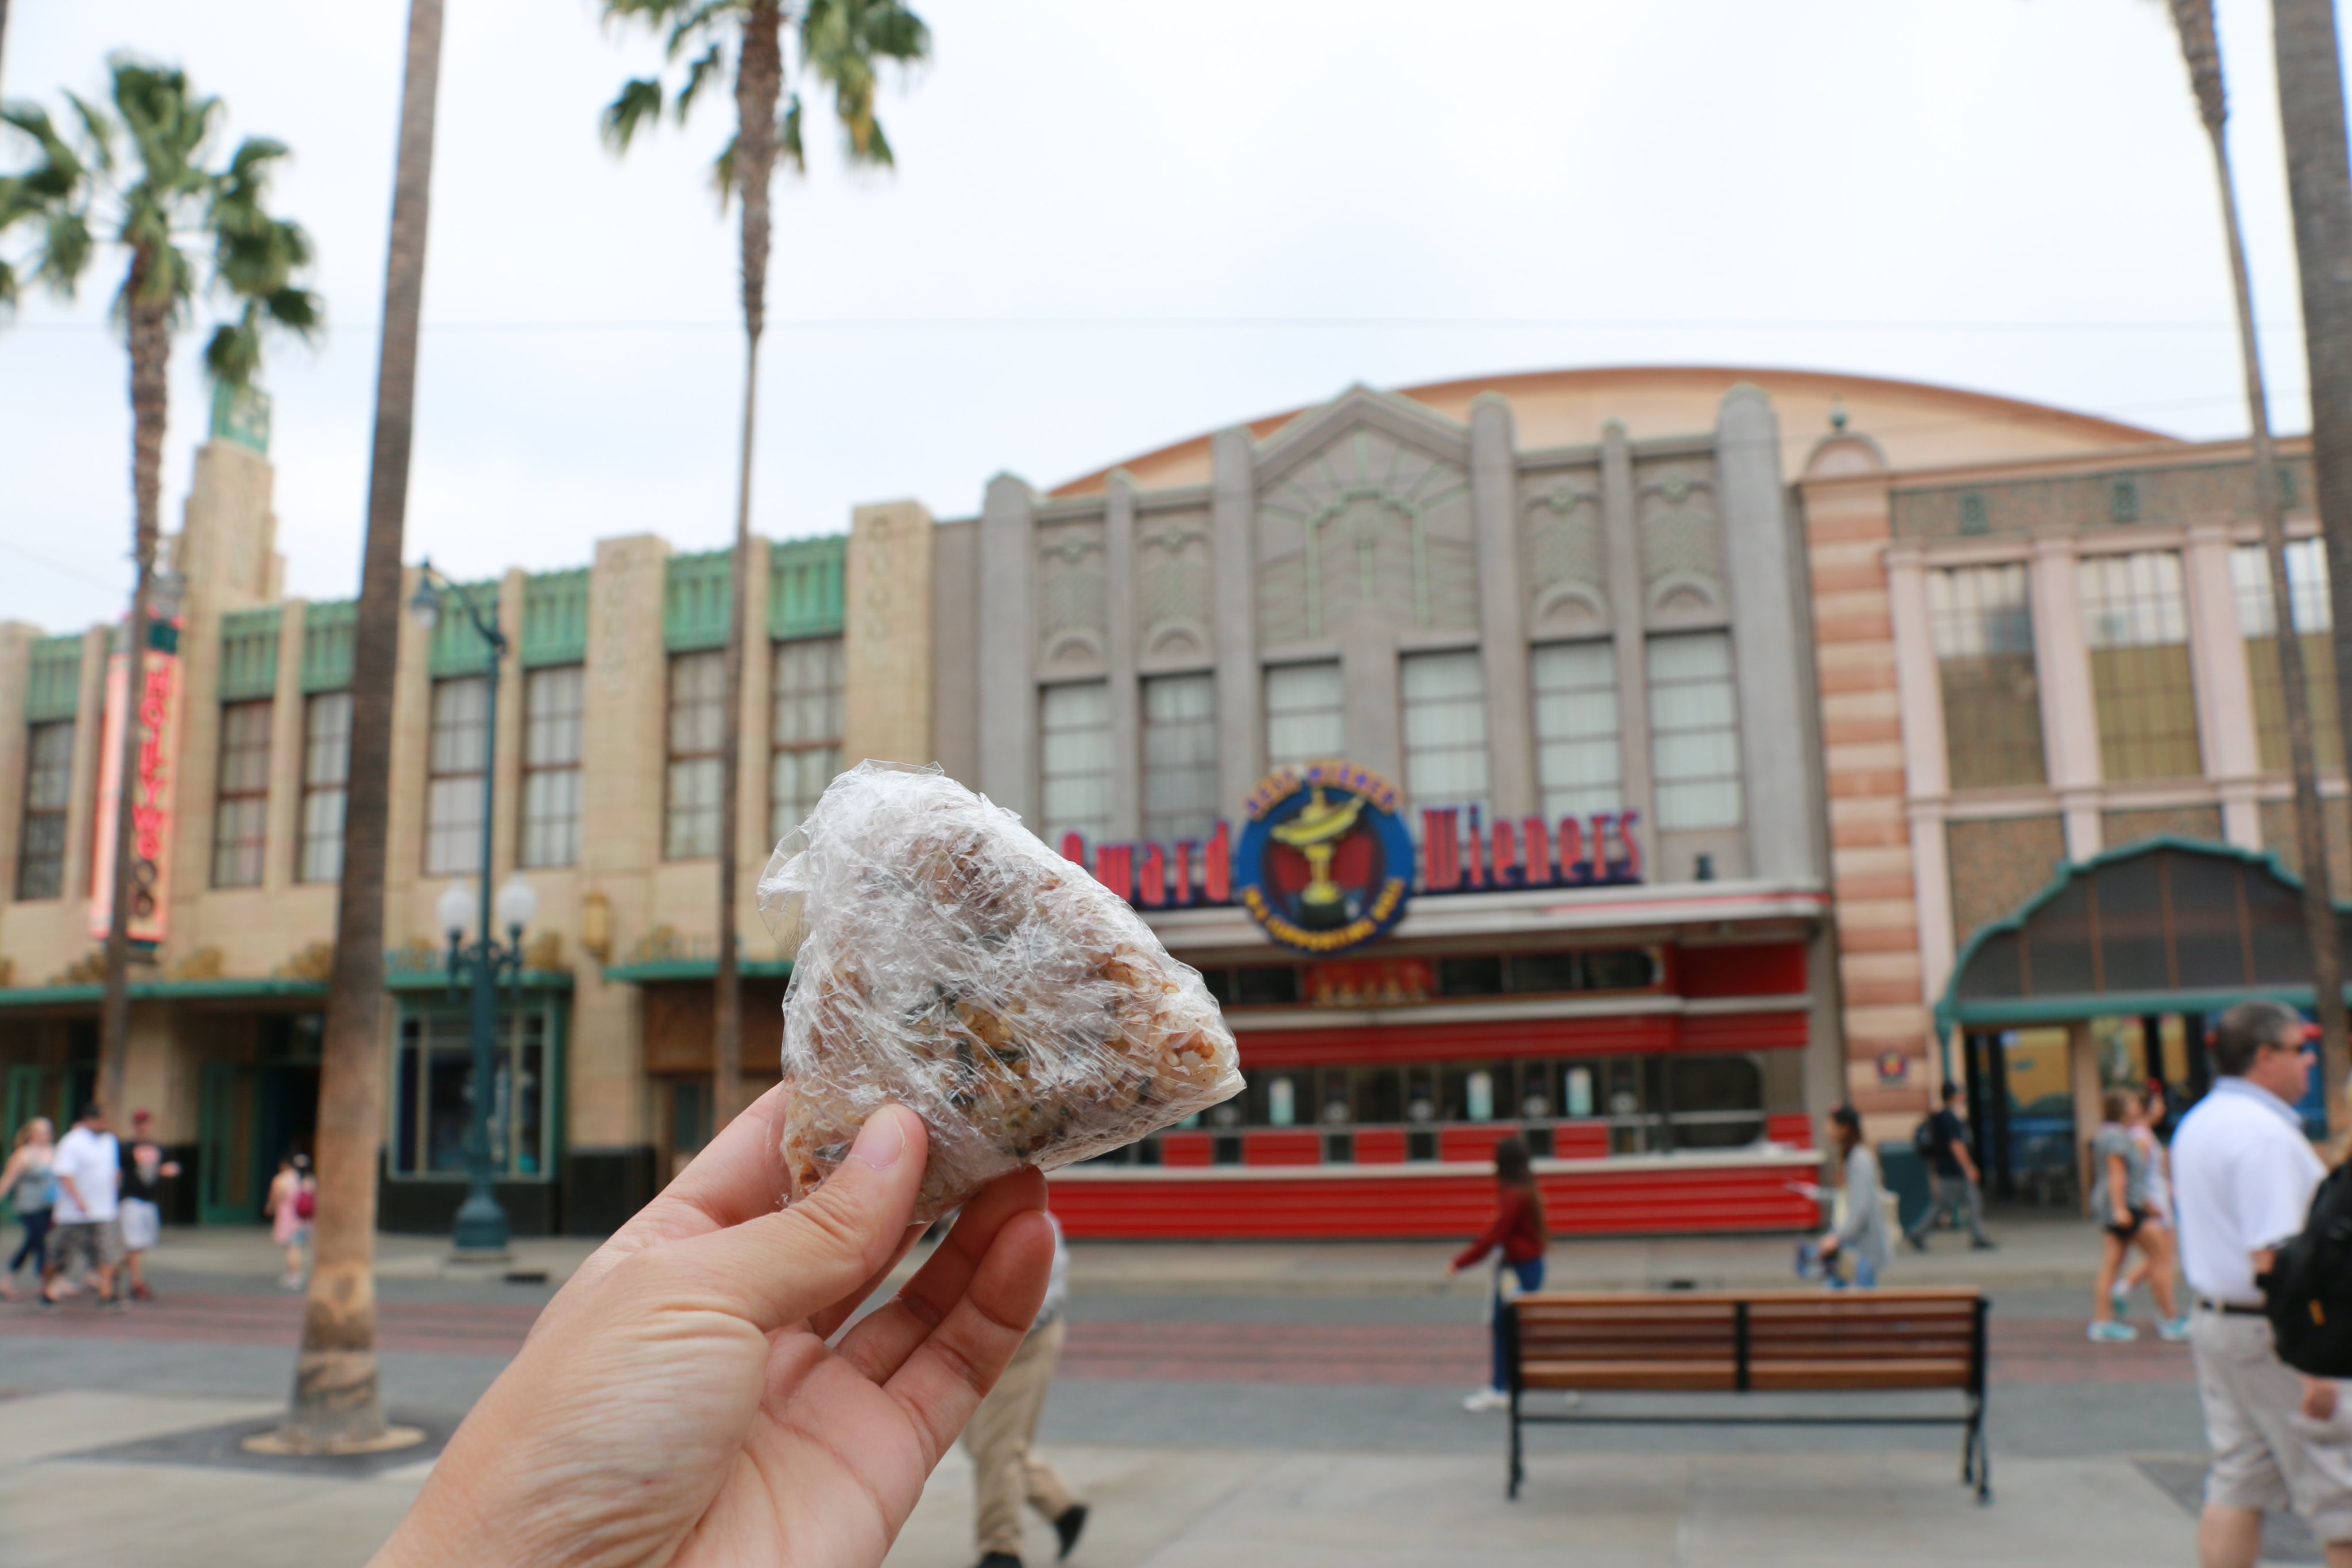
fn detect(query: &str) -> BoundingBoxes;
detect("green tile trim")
[428,579,502,676]
[602,958,794,984]
[24,635,84,722]
[217,608,281,702]
[300,600,358,692]
[521,568,590,669]
[769,535,846,639]
[665,549,734,653]
[0,977,328,1008]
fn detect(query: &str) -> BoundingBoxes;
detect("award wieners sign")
[88,617,184,945]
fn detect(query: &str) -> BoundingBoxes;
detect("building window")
[520,665,584,869]
[2080,550,2201,780]
[2234,540,2342,773]
[210,700,272,888]
[1400,649,1490,816]
[425,675,490,876]
[297,692,351,884]
[771,636,845,841]
[1264,661,1344,771]
[391,1004,555,1179]
[1531,641,1621,819]
[1039,680,1113,845]
[1142,672,1218,843]
[1647,630,1743,830]
[1929,564,2045,789]
[666,650,727,860]
[16,719,74,900]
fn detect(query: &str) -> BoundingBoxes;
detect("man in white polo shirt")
[45,1102,124,1309]
[2172,1000,2352,1568]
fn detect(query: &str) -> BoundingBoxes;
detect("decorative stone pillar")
[976,474,1039,819]
[1340,617,1402,787]
[2183,522,2264,849]
[0,624,36,903]
[1211,428,1264,809]
[64,625,108,903]
[2029,538,2102,860]
[1600,421,1653,864]
[1104,476,1142,840]
[1718,386,1822,884]
[491,570,527,882]
[1469,394,1534,819]
[262,601,308,891]
[1886,549,1957,997]
[844,502,937,770]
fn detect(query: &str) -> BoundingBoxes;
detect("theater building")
[0,366,2169,1237]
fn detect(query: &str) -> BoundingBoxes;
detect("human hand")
[2305,1378,2340,1423]
[373,1088,1054,1568]
[1817,1234,1839,1257]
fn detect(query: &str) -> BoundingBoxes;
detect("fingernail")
[850,1109,905,1171]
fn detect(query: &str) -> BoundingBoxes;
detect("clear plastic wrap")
[758,761,1244,1220]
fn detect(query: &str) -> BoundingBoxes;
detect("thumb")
[652,1104,930,1334]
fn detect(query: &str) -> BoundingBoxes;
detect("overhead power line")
[0,313,2314,335]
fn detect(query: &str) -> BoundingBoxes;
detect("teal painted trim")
[604,959,794,984]
[24,635,84,722]
[428,579,502,676]
[666,549,734,652]
[768,536,846,639]
[521,568,590,669]
[217,608,282,702]
[299,601,358,692]
[1934,834,2336,1037]
[0,977,329,1009]
[208,379,271,455]
[1949,985,2338,1028]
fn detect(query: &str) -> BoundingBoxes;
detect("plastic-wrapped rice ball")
[757,760,1244,1220]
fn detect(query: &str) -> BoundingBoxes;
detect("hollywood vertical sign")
[89,618,184,945]
[1060,805,1643,908]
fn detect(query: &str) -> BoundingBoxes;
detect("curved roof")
[1935,836,2347,1032]
[1051,364,2173,498]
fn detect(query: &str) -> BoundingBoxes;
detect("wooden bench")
[1502,1287,1990,1503]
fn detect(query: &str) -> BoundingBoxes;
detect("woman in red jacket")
[1448,1136,1548,1411]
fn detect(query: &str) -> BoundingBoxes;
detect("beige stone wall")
[843,502,935,769]
[1945,816,2067,948]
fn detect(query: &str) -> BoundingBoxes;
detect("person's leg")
[2093,1232,2127,1321]
[962,1326,1057,1561]
[1961,1177,1990,1244]
[1488,1270,1510,1393]
[1015,1321,1080,1528]
[2199,1504,2263,1568]
[2138,1226,2181,1321]
[1854,1254,1878,1289]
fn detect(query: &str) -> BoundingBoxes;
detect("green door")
[198,1062,262,1226]
[4,1066,54,1144]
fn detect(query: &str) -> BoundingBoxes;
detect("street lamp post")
[411,563,535,1259]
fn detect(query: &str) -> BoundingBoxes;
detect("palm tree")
[276,0,448,1453]
[2165,1,2351,1128]
[599,0,929,1129]
[0,59,318,1121]
[2273,0,2352,1118]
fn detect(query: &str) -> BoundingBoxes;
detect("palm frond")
[40,209,93,289]
[663,0,741,59]
[60,92,117,176]
[710,128,739,208]
[675,41,729,124]
[798,0,927,168]
[203,308,261,387]
[602,76,666,152]
[779,94,805,176]
[0,257,17,311]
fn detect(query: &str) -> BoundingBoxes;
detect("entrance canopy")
[1937,837,2349,1033]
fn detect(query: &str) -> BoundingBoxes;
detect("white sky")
[0,0,2338,632]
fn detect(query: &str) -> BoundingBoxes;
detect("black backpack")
[2263,1162,2352,1376]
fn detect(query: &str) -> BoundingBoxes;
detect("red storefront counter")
[1045,1145,1824,1241]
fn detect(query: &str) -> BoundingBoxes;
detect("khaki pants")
[2191,1308,2352,1542]
[962,1316,1078,1557]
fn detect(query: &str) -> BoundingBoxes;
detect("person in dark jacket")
[1448,1136,1548,1411]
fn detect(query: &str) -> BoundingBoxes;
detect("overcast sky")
[0,0,2338,631]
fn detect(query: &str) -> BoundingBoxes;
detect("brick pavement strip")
[1,1295,2194,1385]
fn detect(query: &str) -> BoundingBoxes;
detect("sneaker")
[1053,1503,1089,1562]
[2157,1316,2193,1342]
[974,1555,1023,1568]
[2111,1287,2132,1322]
[2087,1320,2139,1343]
[1906,1232,1929,1254]
[131,1283,152,1302]
[1970,1238,1998,1251]
[1463,1388,1511,1412]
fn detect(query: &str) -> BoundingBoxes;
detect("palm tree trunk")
[2274,0,2352,1127]
[282,0,444,1450]
[0,0,14,92]
[99,262,169,1121]
[2172,0,2350,1125]
[714,0,783,1130]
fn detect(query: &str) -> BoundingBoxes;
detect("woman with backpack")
[1446,1136,1549,1412]
[265,1151,316,1289]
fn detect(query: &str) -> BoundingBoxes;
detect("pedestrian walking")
[44,1104,122,1308]
[961,1211,1088,1568]
[265,1152,314,1288]
[2088,1087,2186,1342]
[2171,1000,2352,1568]
[1,1116,56,1300]
[1449,1135,1549,1411]
[115,1110,180,1302]
[1905,1081,1995,1253]
[1816,1105,1889,1288]
[2118,1086,2180,1323]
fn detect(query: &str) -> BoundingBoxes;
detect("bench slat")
[1522,1359,1738,1392]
